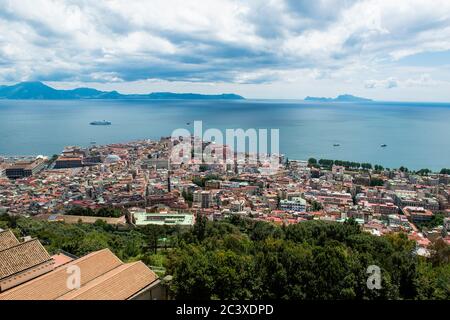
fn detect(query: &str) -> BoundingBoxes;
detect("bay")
[0,99,449,171]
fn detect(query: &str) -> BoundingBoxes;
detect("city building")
[280,197,307,212]
[132,211,195,226]
[145,158,169,170]
[332,165,345,175]
[393,190,440,212]
[5,158,46,179]
[359,201,399,216]
[205,180,221,190]
[230,200,245,212]
[0,163,7,178]
[194,190,212,209]
[54,156,83,169]
[444,218,450,233]
[403,206,434,223]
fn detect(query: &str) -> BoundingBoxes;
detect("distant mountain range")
[0,82,245,100]
[304,94,373,102]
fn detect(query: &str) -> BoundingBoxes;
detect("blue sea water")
[0,99,449,171]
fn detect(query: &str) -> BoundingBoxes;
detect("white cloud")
[365,74,445,89]
[1,0,450,100]
[365,77,399,89]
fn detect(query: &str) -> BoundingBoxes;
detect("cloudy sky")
[1,0,450,101]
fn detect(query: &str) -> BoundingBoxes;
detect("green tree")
[141,225,165,254]
[370,177,384,187]
[362,163,373,170]
[310,200,323,211]
[429,239,450,267]
[250,220,282,242]
[193,214,208,242]
[78,232,110,256]
[416,168,431,176]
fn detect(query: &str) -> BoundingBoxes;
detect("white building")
[231,200,245,212]
[444,218,450,232]
[280,197,307,212]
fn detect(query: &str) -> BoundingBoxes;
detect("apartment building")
[280,197,307,212]
[193,190,212,209]
[5,158,47,179]
[402,206,434,223]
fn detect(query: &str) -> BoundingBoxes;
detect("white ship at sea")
[90,120,112,126]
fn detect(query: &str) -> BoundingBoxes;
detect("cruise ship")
[90,120,112,126]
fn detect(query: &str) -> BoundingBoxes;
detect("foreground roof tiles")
[51,253,75,268]
[58,261,157,300]
[0,230,19,251]
[0,239,52,280]
[0,248,158,300]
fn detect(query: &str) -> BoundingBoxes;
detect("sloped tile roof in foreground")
[0,248,158,300]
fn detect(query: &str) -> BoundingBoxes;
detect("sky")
[1,0,450,101]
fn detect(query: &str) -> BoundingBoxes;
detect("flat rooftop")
[5,158,46,170]
[133,211,195,226]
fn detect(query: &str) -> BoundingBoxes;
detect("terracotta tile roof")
[0,249,121,300]
[0,249,158,300]
[0,230,19,251]
[58,261,158,300]
[51,253,74,268]
[0,239,52,280]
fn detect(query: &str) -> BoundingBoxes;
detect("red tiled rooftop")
[51,253,74,268]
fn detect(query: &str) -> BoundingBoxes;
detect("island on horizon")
[0,81,245,100]
[305,94,373,102]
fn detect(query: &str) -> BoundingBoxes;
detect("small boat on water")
[186,122,191,125]
[90,120,111,126]
[333,144,340,147]
[381,144,387,147]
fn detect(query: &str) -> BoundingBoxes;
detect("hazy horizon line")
[3,81,450,103]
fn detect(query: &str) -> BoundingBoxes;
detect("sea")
[0,99,449,171]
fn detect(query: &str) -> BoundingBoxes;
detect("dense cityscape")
[1,137,449,244]
[1,137,449,300]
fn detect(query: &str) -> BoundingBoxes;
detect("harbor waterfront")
[2,135,450,302]
[1,99,450,171]
[1,137,449,252]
